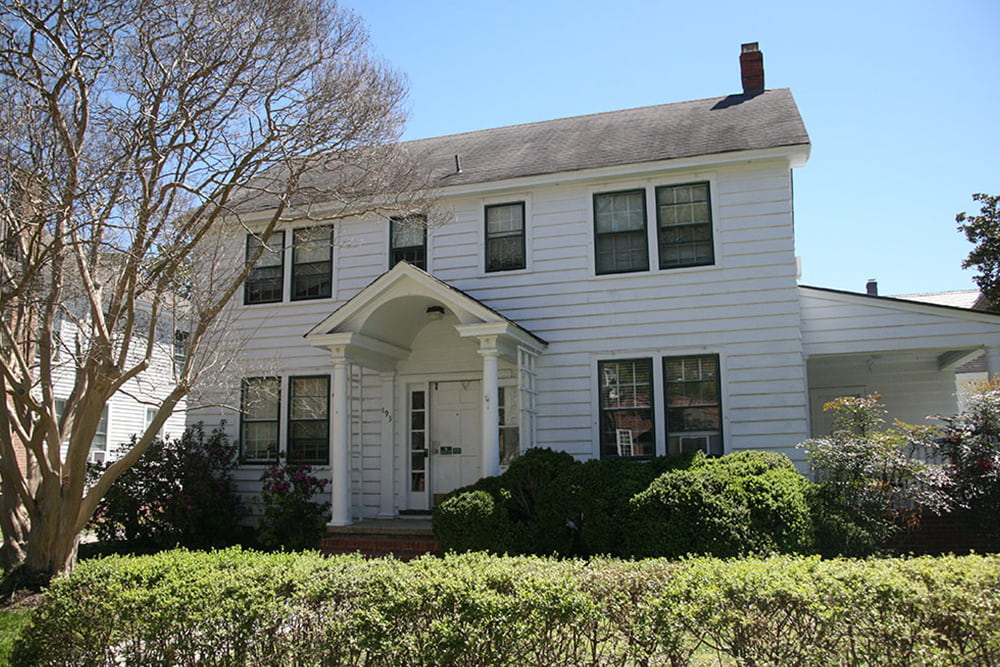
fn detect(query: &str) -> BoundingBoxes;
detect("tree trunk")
[1,476,82,592]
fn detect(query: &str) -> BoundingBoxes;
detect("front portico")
[306,262,546,525]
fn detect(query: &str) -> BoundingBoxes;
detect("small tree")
[802,395,951,549]
[0,0,425,586]
[88,423,244,550]
[957,193,1000,310]
[933,379,1000,534]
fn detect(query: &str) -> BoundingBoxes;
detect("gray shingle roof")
[404,88,809,188]
[233,88,809,213]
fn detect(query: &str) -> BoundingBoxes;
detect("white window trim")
[480,193,533,275]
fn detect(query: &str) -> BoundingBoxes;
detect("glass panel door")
[408,389,428,509]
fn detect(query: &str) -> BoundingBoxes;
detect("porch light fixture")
[426,305,445,320]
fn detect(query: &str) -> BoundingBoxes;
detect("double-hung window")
[390,216,427,270]
[485,202,525,272]
[664,355,723,456]
[656,183,714,268]
[594,190,649,274]
[240,377,280,462]
[288,376,330,464]
[291,226,333,300]
[245,232,284,304]
[594,181,714,274]
[598,358,654,458]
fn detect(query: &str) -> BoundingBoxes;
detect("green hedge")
[13,549,1000,666]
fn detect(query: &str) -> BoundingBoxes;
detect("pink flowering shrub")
[933,380,1000,539]
[257,459,329,550]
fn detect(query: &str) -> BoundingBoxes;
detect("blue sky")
[346,0,999,296]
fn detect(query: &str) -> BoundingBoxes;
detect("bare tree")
[0,0,425,586]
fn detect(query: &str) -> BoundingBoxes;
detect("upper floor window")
[598,358,654,459]
[664,354,723,456]
[245,232,284,305]
[390,216,427,270]
[485,202,525,272]
[594,190,649,275]
[240,377,280,462]
[291,226,333,300]
[594,181,715,275]
[656,182,714,269]
[288,375,330,464]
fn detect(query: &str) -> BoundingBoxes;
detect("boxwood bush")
[13,549,1000,666]
[434,448,816,558]
[630,450,816,557]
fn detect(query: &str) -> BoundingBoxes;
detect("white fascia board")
[306,263,504,337]
[234,146,809,224]
[800,286,1000,325]
[434,145,811,199]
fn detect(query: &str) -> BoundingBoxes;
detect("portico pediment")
[305,262,545,365]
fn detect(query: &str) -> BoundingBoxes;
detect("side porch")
[799,285,1000,436]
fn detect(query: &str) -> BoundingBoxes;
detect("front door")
[430,380,481,505]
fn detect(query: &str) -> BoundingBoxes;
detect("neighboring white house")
[49,311,188,464]
[188,43,1000,525]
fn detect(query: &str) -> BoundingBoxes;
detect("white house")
[49,311,188,464]
[189,43,1000,526]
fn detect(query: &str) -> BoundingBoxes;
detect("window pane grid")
[245,232,284,304]
[288,376,329,464]
[241,377,280,461]
[486,202,525,272]
[410,390,427,492]
[390,217,427,270]
[594,191,648,274]
[657,183,714,269]
[292,227,332,300]
[599,359,654,458]
[664,355,722,456]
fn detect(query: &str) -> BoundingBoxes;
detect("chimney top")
[866,279,878,296]
[739,42,764,95]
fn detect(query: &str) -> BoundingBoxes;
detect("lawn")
[0,602,34,666]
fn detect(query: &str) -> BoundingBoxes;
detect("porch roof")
[305,262,546,369]
[799,285,1000,366]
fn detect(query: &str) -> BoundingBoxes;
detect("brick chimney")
[740,42,764,95]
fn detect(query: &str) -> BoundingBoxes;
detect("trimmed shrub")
[435,449,815,559]
[14,549,1000,666]
[529,454,697,557]
[630,450,815,557]
[433,489,513,553]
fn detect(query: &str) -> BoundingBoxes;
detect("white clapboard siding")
[800,287,1000,356]
[193,158,821,517]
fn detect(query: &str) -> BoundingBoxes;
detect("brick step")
[319,533,440,560]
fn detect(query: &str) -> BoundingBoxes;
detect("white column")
[378,372,397,519]
[987,346,1000,381]
[479,340,501,478]
[329,357,352,526]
